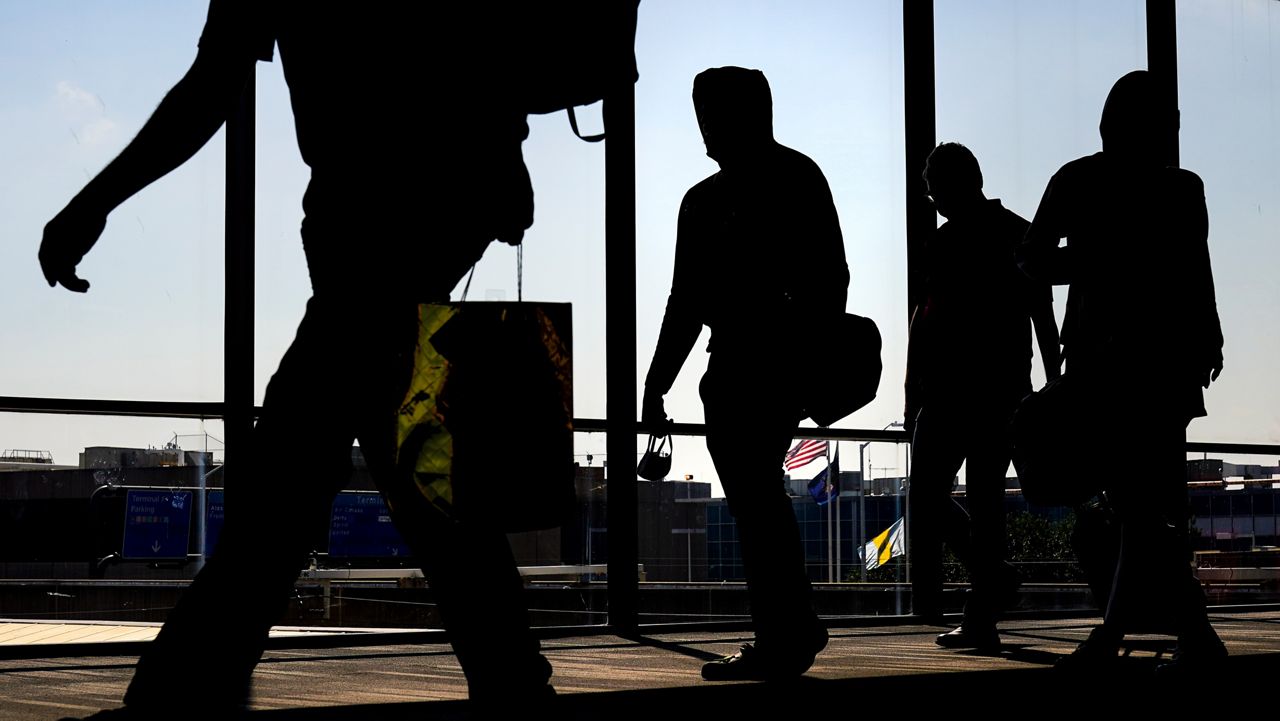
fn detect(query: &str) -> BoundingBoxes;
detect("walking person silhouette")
[642,66,848,681]
[40,2,635,717]
[1020,70,1226,675]
[905,142,1061,649]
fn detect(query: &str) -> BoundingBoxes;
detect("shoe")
[1054,626,1120,672]
[702,626,828,681]
[701,643,818,681]
[701,643,772,681]
[936,623,1000,651]
[1155,637,1227,679]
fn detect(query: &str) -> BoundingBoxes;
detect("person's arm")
[809,169,850,313]
[1019,170,1073,287]
[1030,290,1062,382]
[785,159,848,314]
[1183,173,1224,387]
[40,41,257,291]
[642,194,706,434]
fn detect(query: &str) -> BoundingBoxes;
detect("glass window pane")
[636,0,907,505]
[932,0,1148,612]
[0,2,224,403]
[1177,0,1280,445]
[632,0,909,623]
[0,414,612,629]
[935,0,1147,386]
[253,60,311,405]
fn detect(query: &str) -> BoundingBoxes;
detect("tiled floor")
[1,612,1276,719]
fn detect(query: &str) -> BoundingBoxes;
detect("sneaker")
[702,627,828,681]
[936,623,1000,651]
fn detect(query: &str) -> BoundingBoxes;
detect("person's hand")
[40,201,106,292]
[642,391,670,437]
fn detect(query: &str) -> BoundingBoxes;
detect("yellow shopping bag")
[395,302,574,532]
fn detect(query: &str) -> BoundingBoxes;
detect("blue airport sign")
[329,493,411,558]
[205,490,224,554]
[122,490,193,559]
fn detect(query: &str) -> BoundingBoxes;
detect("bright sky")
[0,1,1276,494]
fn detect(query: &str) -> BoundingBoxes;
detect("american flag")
[784,439,828,471]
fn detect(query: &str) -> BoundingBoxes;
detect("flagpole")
[834,446,841,582]
[859,440,866,582]
[825,442,833,584]
[904,442,911,587]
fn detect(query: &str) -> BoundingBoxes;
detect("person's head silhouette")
[692,66,773,166]
[923,142,984,220]
[1100,70,1176,166]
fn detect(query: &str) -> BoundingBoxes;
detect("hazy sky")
[0,1,1275,495]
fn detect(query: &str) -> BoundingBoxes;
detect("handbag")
[395,254,574,532]
[803,313,883,427]
[1010,374,1100,507]
[636,435,672,481]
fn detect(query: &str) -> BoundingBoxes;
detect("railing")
[0,399,1274,637]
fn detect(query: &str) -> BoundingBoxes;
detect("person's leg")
[361,442,549,699]
[699,367,825,679]
[1061,419,1214,670]
[907,406,970,619]
[344,299,550,702]
[959,410,1019,629]
[125,297,361,711]
[1103,422,1188,637]
[1146,423,1223,672]
[374,486,550,696]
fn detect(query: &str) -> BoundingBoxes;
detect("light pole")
[859,421,904,582]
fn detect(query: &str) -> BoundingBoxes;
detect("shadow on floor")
[252,652,1280,720]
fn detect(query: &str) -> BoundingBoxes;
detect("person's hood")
[1099,70,1174,165]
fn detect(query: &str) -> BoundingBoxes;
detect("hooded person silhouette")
[643,66,848,681]
[1020,70,1225,675]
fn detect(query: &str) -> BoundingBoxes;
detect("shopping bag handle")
[460,244,523,303]
[646,434,671,456]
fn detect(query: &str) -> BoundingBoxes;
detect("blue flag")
[807,450,839,505]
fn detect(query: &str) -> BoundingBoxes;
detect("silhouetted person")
[1020,70,1225,674]
[642,66,848,681]
[37,3,631,717]
[904,143,1061,649]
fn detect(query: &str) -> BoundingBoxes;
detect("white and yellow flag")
[862,517,905,570]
